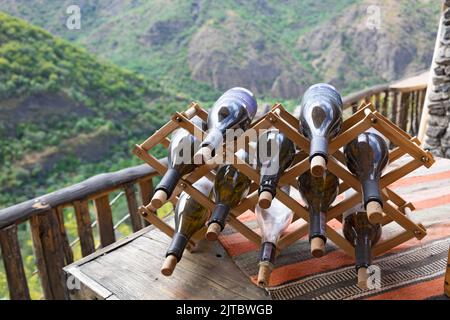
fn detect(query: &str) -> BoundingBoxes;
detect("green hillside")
[0,12,186,208]
[0,0,440,99]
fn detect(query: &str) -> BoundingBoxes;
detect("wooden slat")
[0,225,30,300]
[124,184,142,232]
[73,201,95,257]
[30,210,69,300]
[94,195,115,248]
[55,207,74,265]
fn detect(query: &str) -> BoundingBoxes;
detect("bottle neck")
[259,241,277,265]
[309,136,329,162]
[361,178,382,208]
[155,168,181,198]
[208,203,231,230]
[258,177,279,197]
[355,235,372,270]
[200,128,224,157]
[308,210,327,243]
[166,232,189,262]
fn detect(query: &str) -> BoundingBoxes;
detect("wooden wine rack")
[132,101,435,259]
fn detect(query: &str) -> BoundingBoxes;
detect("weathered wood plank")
[124,184,142,232]
[0,162,164,229]
[94,195,115,248]
[55,207,74,265]
[77,232,266,300]
[73,200,95,257]
[30,210,69,300]
[65,266,113,300]
[0,224,31,300]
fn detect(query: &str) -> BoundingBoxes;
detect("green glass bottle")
[206,149,251,241]
[343,211,382,289]
[161,177,213,276]
[194,87,258,163]
[298,170,339,257]
[344,132,389,224]
[151,116,206,209]
[257,130,296,209]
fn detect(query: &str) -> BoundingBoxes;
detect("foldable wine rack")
[133,101,435,259]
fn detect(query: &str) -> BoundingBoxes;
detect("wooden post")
[55,207,73,265]
[94,195,115,248]
[382,90,389,116]
[73,200,95,257]
[139,178,153,227]
[124,184,142,232]
[0,225,31,300]
[30,210,69,300]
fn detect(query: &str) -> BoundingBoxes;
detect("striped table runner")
[218,156,450,300]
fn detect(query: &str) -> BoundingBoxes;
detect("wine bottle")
[161,177,213,276]
[299,83,343,177]
[298,170,339,257]
[206,149,252,241]
[344,132,389,224]
[194,87,258,164]
[343,211,382,289]
[256,185,293,287]
[257,130,296,209]
[151,116,206,209]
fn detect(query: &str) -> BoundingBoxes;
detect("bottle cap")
[258,191,273,209]
[161,255,178,276]
[205,222,221,241]
[366,201,383,224]
[257,262,273,287]
[311,237,326,258]
[357,267,369,289]
[151,190,168,209]
[310,155,327,177]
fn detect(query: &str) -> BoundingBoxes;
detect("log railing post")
[124,184,143,232]
[0,225,31,300]
[139,178,154,227]
[55,207,73,265]
[30,210,69,300]
[94,195,115,247]
[73,200,95,257]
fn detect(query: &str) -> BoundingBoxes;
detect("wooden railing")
[0,162,165,299]
[0,73,430,300]
[342,72,428,137]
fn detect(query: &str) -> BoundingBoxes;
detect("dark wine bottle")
[194,87,258,164]
[344,132,389,224]
[161,177,213,276]
[206,149,252,241]
[298,170,339,257]
[343,211,382,289]
[299,83,343,177]
[257,130,296,209]
[256,185,293,287]
[151,116,206,209]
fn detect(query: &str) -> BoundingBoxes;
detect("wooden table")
[64,224,268,300]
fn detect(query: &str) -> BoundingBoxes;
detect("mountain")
[0,12,183,207]
[0,0,441,99]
